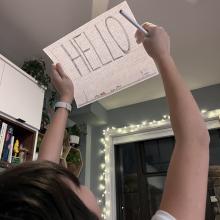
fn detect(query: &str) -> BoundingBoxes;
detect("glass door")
[115,136,174,219]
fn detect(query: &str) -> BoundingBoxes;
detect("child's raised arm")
[38,63,74,163]
[136,23,210,220]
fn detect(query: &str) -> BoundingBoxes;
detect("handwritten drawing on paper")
[44,1,158,108]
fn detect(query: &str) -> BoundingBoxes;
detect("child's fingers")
[135,29,145,44]
[56,63,69,79]
[135,22,158,45]
[142,22,157,30]
[51,64,62,83]
[135,22,155,43]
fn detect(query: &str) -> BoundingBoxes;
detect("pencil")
[119,9,150,37]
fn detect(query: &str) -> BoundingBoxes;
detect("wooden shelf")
[0,115,37,167]
[0,161,14,169]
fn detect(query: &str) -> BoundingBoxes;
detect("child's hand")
[135,22,170,62]
[50,63,74,103]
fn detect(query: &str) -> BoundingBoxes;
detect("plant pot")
[69,135,80,145]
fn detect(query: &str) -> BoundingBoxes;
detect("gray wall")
[88,83,220,198]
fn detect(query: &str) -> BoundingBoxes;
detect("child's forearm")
[155,55,209,145]
[38,63,74,163]
[156,55,209,220]
[38,108,69,163]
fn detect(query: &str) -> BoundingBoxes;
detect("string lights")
[97,109,220,219]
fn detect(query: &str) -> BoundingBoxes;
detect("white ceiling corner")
[92,0,110,18]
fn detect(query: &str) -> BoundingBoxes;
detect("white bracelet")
[54,101,72,112]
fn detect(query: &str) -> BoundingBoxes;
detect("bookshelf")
[0,54,45,168]
[0,108,39,168]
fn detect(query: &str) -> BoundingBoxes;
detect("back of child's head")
[0,161,98,220]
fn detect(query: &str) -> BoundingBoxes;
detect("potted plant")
[60,131,83,177]
[67,124,81,147]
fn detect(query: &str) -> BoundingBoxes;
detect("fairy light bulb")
[99,175,104,181]
[99,184,105,191]
[100,163,105,169]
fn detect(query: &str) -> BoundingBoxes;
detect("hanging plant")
[21,59,50,87]
[49,90,58,108]
[67,124,81,136]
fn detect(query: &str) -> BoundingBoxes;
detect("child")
[0,22,209,220]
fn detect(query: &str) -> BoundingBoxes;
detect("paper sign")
[44,1,158,108]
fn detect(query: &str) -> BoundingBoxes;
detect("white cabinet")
[0,59,5,85]
[0,54,45,130]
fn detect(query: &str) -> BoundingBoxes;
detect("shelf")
[0,161,14,169]
[0,115,37,166]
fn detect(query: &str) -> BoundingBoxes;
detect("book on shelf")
[1,125,14,162]
[0,121,8,158]
[7,136,15,163]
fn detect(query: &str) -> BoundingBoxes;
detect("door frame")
[104,114,220,220]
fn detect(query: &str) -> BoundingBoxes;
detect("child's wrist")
[60,96,73,104]
[154,53,173,67]
[54,101,72,113]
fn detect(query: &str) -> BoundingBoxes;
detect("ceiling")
[0,0,220,110]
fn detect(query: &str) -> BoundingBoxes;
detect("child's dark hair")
[0,161,99,220]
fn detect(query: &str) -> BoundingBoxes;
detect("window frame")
[105,117,220,220]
